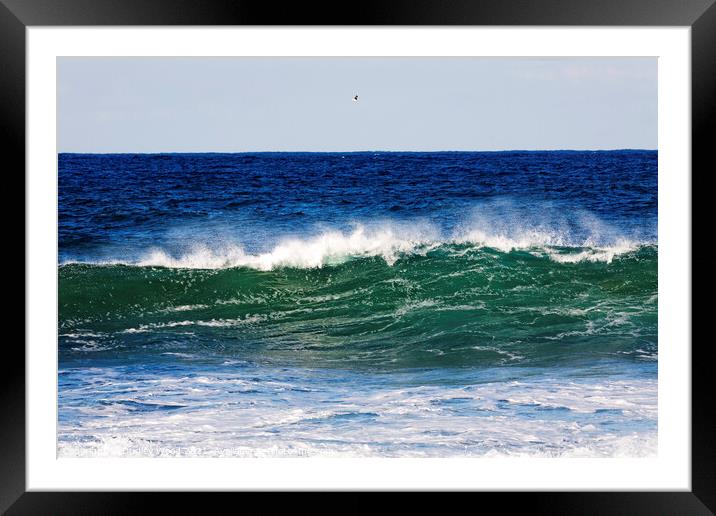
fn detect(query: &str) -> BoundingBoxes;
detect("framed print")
[5,0,713,511]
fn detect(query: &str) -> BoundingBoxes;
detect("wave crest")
[63,222,652,270]
[137,225,437,270]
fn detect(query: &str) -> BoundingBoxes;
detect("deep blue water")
[59,151,656,261]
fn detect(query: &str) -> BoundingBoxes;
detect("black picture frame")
[4,0,712,512]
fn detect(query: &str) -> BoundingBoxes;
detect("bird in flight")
[353,94,359,102]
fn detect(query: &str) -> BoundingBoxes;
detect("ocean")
[58,150,658,457]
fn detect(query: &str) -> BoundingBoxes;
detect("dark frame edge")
[6,0,714,513]
[1,0,716,26]
[2,492,715,515]
[691,0,716,512]
[0,0,26,514]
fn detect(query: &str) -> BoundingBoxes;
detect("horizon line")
[58,148,658,155]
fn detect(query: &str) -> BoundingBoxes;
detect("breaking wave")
[60,220,653,270]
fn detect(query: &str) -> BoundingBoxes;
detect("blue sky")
[57,57,657,152]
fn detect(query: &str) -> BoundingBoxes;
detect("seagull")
[353,94,359,102]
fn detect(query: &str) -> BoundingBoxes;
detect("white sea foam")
[120,314,269,333]
[61,219,653,271]
[58,366,657,458]
[545,239,640,264]
[456,227,565,252]
[135,224,438,271]
[160,304,210,313]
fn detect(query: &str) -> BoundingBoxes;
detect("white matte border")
[27,27,690,491]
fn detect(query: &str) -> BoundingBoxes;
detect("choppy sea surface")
[58,151,657,457]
